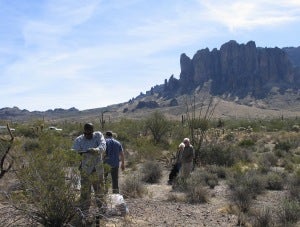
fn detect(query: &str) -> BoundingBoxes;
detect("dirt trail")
[105,170,239,226]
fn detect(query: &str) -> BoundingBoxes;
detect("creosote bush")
[12,149,79,226]
[0,130,80,227]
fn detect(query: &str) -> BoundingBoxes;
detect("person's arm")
[119,143,125,170]
[97,132,106,152]
[72,137,86,153]
[120,150,125,171]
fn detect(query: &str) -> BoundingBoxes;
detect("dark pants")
[104,166,119,194]
[168,163,181,183]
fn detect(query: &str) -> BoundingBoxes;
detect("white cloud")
[199,0,300,31]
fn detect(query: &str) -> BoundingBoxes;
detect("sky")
[1,0,300,111]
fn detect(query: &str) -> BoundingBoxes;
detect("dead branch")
[0,124,15,179]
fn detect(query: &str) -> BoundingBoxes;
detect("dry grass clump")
[265,172,285,190]
[228,169,267,213]
[140,160,162,184]
[250,206,274,227]
[166,192,186,203]
[186,184,209,204]
[171,169,211,204]
[191,168,219,189]
[120,173,146,198]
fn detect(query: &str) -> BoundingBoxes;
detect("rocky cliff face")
[164,40,299,99]
[283,46,300,67]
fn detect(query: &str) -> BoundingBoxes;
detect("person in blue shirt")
[72,123,106,219]
[104,131,125,194]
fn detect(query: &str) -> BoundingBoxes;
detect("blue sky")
[1,0,300,111]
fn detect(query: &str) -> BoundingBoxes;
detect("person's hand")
[121,163,125,171]
[87,148,99,154]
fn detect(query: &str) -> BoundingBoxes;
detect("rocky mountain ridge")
[1,40,299,121]
[152,40,299,99]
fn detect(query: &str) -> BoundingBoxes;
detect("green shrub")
[284,161,295,173]
[145,111,171,144]
[200,144,235,166]
[134,138,160,160]
[274,148,286,158]
[206,164,227,179]
[258,152,278,174]
[11,149,80,226]
[0,129,82,226]
[239,139,255,147]
[23,138,40,152]
[278,199,300,225]
[141,160,162,184]
[288,169,300,201]
[245,170,266,196]
[16,126,39,138]
[196,169,219,189]
[275,141,292,152]
[265,172,285,190]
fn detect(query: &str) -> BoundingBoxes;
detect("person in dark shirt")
[104,131,125,194]
[168,142,184,185]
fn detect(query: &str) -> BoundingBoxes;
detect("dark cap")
[84,123,94,131]
[105,131,113,137]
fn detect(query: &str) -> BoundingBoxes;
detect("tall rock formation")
[165,40,299,99]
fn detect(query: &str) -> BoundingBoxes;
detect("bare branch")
[0,124,15,179]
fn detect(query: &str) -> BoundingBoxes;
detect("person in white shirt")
[72,123,106,219]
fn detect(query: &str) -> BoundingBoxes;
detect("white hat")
[179,142,185,148]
